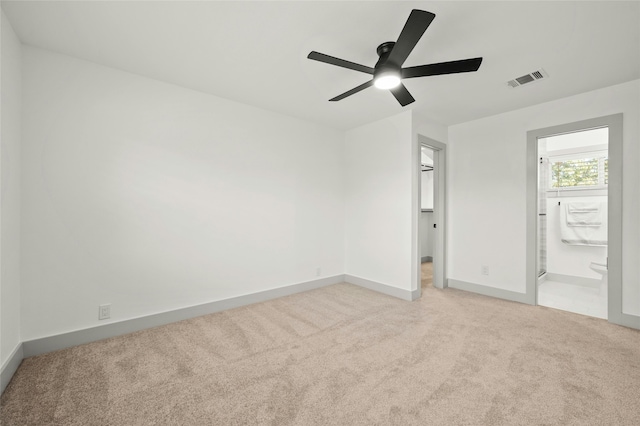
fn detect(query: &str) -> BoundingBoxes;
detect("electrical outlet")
[481,265,490,276]
[98,304,111,320]
[316,267,321,277]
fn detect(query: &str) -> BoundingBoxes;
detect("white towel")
[560,202,607,246]
[566,202,602,226]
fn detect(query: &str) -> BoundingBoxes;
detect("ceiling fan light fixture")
[374,71,401,89]
[308,9,482,106]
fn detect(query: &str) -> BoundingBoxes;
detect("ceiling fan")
[308,9,483,106]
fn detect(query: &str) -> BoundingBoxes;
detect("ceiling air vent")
[507,69,548,88]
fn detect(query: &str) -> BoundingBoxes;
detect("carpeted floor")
[421,261,433,288]
[2,262,640,425]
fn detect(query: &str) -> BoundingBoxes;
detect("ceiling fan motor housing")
[374,41,400,77]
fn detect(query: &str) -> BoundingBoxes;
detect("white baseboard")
[1,343,24,394]
[448,279,533,305]
[344,274,419,301]
[22,274,345,358]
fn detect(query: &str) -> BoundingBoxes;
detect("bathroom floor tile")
[538,280,607,319]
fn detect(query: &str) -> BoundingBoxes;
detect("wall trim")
[1,343,24,395]
[448,279,533,305]
[345,274,418,301]
[421,256,433,263]
[22,274,344,358]
[612,312,640,330]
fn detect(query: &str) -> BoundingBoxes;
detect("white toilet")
[590,261,608,295]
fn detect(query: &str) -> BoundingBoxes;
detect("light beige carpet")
[2,263,640,425]
[421,261,433,288]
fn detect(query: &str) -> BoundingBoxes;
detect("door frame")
[526,113,639,328]
[418,135,447,292]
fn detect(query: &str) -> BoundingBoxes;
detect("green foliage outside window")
[551,158,600,188]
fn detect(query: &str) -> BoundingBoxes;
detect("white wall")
[546,196,607,279]
[1,11,22,366]
[420,171,434,210]
[415,116,449,145]
[448,79,640,315]
[541,127,608,152]
[20,46,345,340]
[420,212,435,258]
[420,148,434,210]
[344,111,414,292]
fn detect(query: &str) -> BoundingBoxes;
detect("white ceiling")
[2,1,639,130]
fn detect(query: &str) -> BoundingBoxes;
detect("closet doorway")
[419,135,446,291]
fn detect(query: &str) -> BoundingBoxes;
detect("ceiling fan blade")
[387,9,436,67]
[329,80,374,101]
[402,57,483,79]
[390,83,415,106]
[308,51,375,75]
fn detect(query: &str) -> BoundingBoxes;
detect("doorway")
[418,135,446,292]
[535,127,609,318]
[526,114,636,328]
[420,145,435,289]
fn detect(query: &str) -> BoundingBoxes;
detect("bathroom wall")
[537,140,548,276]
[543,128,608,280]
[546,195,607,279]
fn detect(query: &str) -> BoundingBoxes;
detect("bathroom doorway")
[536,127,609,318]
[526,114,628,326]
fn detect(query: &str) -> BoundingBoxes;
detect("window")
[549,150,607,189]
